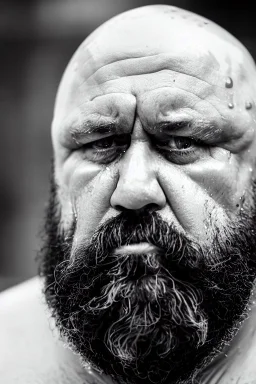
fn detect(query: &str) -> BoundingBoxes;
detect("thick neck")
[199,301,256,384]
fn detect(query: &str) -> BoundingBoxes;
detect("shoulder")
[0,277,77,383]
[0,277,47,354]
[0,277,48,345]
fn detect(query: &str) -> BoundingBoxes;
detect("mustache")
[71,210,203,271]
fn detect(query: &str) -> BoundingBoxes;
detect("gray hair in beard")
[68,251,207,363]
[40,176,256,384]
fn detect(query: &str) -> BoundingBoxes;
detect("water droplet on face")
[106,167,110,171]
[228,103,234,109]
[249,167,253,172]
[225,77,233,88]
[204,21,209,25]
[245,101,252,110]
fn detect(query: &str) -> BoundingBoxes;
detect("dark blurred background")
[0,0,255,292]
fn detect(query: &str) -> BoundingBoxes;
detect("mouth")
[113,242,163,255]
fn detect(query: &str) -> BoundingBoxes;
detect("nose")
[110,142,166,211]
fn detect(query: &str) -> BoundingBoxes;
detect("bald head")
[54,4,256,120]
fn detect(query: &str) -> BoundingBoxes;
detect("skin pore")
[40,4,256,384]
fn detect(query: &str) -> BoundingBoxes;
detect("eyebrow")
[153,119,223,141]
[70,122,119,143]
[153,121,190,134]
[69,118,222,145]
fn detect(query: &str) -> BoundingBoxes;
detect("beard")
[39,174,256,384]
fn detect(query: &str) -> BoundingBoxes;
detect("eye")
[81,134,130,164]
[91,135,129,149]
[91,137,115,149]
[155,136,208,165]
[164,137,193,150]
[156,136,195,150]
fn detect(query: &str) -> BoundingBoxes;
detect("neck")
[200,299,256,384]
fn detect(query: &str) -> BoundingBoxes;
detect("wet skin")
[52,5,256,256]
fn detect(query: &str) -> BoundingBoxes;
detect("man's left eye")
[161,136,192,150]
[155,136,209,165]
[157,136,194,150]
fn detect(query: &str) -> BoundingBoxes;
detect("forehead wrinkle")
[74,66,225,108]
[77,53,223,91]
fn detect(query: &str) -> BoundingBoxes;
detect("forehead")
[53,10,256,141]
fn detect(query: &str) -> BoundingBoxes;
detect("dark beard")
[39,176,256,384]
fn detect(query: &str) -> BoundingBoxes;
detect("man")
[2,4,256,383]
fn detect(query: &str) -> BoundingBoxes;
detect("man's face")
[40,6,256,384]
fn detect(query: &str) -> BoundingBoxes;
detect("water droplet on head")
[228,103,234,109]
[106,167,110,171]
[245,101,252,110]
[225,77,233,88]
[204,21,209,25]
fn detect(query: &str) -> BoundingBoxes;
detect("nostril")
[114,204,125,212]
[114,203,161,214]
[136,203,161,214]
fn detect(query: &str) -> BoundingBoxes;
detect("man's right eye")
[91,137,116,149]
[81,134,131,164]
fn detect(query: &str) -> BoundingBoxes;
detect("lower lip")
[113,243,161,255]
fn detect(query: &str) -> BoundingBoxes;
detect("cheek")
[158,168,224,244]
[157,155,247,243]
[188,154,254,214]
[65,161,118,245]
[55,157,103,231]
